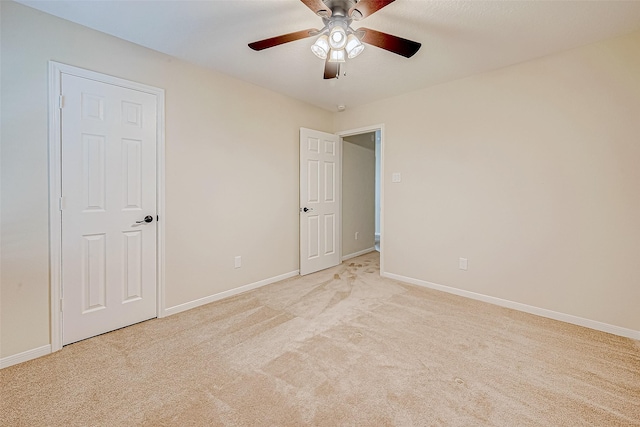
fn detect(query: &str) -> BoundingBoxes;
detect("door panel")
[82,233,107,312]
[300,128,341,275]
[61,74,158,345]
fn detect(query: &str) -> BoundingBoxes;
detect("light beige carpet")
[1,252,639,426]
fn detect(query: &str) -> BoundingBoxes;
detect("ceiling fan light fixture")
[345,34,365,58]
[328,48,346,63]
[248,0,421,80]
[311,34,330,59]
[328,26,347,49]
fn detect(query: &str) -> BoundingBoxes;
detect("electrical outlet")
[234,256,242,269]
[459,258,468,271]
[355,232,359,240]
[391,172,401,183]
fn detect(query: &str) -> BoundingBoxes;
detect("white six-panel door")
[61,74,158,345]
[300,128,341,275]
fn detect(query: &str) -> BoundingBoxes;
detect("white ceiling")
[17,0,640,112]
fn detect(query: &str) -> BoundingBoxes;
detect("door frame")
[48,61,166,352]
[336,124,385,273]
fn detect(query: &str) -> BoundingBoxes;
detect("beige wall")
[342,139,375,257]
[343,132,375,150]
[0,2,333,358]
[336,30,640,332]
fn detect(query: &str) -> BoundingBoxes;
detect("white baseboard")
[163,270,299,317]
[1,271,300,368]
[383,272,640,341]
[342,247,376,261]
[0,344,51,369]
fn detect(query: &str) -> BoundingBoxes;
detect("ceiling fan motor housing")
[322,0,360,18]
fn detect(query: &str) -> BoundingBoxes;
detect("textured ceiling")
[17,0,640,112]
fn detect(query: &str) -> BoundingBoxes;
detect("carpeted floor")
[1,252,639,426]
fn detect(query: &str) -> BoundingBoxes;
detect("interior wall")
[335,30,640,332]
[0,1,333,359]
[342,136,375,257]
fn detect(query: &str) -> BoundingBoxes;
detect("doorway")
[338,125,384,269]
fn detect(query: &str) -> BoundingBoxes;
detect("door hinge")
[60,298,64,312]
[59,95,64,109]
[59,196,65,211]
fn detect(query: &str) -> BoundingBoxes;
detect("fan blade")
[324,60,339,79]
[249,29,319,51]
[349,0,395,20]
[358,27,421,58]
[300,0,332,17]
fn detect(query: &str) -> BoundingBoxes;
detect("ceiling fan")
[248,0,421,79]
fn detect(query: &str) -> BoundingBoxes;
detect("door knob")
[302,207,313,212]
[136,215,154,224]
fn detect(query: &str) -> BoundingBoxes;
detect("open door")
[299,128,341,275]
